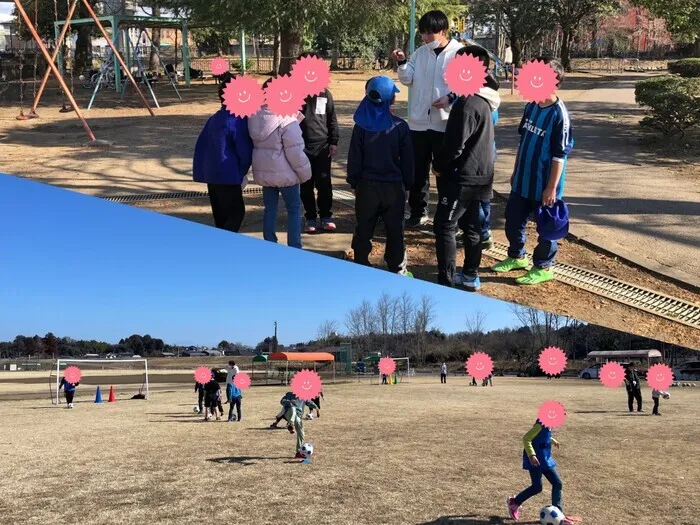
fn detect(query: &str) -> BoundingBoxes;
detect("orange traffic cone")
[108,385,116,403]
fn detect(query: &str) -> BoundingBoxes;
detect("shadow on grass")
[208,456,290,466]
[416,516,538,525]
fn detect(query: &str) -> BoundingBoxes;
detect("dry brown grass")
[0,376,698,525]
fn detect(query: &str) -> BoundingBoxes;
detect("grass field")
[0,376,698,525]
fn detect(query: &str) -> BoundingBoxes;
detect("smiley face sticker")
[646,363,673,391]
[378,357,396,376]
[515,59,560,104]
[210,58,228,77]
[291,55,331,98]
[194,366,213,385]
[538,346,567,376]
[444,52,488,98]
[264,74,305,118]
[233,372,252,391]
[599,362,626,388]
[290,369,323,401]
[465,352,493,381]
[64,366,82,385]
[222,75,265,118]
[537,400,567,430]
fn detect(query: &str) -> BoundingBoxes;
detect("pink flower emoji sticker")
[210,58,228,76]
[466,352,493,381]
[646,363,673,391]
[233,372,251,391]
[291,55,331,98]
[222,75,264,118]
[537,401,567,429]
[290,369,323,401]
[378,357,396,376]
[599,362,626,388]
[264,74,305,118]
[444,52,488,98]
[194,366,212,385]
[538,346,567,376]
[64,366,82,385]
[515,59,560,104]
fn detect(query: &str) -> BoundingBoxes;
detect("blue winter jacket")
[193,108,254,185]
[522,420,557,471]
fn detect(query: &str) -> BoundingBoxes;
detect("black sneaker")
[406,215,429,228]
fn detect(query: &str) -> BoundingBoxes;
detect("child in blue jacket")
[193,72,254,233]
[59,376,79,409]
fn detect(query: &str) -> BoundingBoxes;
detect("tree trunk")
[695,36,700,58]
[74,26,91,74]
[330,39,340,70]
[149,4,161,71]
[279,25,302,76]
[387,31,400,69]
[561,28,572,72]
[272,30,281,75]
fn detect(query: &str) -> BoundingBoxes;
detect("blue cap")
[536,200,569,241]
[366,75,400,104]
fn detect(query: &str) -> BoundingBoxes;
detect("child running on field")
[506,419,576,524]
[194,380,204,413]
[492,57,574,285]
[59,376,79,409]
[312,391,324,418]
[347,75,414,276]
[651,388,670,416]
[203,369,222,421]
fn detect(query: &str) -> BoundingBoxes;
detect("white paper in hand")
[315,97,327,115]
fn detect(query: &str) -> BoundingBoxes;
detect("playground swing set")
[11,0,194,145]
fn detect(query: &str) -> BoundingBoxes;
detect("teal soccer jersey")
[512,99,573,201]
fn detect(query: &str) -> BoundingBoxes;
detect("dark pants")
[479,200,491,241]
[301,148,333,220]
[433,179,484,285]
[652,397,660,415]
[627,389,643,412]
[352,179,407,273]
[207,183,245,232]
[409,130,444,218]
[65,391,75,404]
[440,373,447,384]
[197,389,204,412]
[515,467,563,513]
[382,375,388,384]
[228,397,242,421]
[505,192,557,268]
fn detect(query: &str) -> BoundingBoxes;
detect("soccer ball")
[305,413,314,420]
[300,443,314,458]
[193,406,201,413]
[663,393,671,399]
[540,505,564,525]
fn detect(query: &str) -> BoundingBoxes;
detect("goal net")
[51,359,149,405]
[370,357,411,385]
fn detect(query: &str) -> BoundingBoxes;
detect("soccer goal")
[51,358,150,405]
[370,357,411,385]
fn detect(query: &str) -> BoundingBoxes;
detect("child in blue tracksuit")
[59,376,79,408]
[492,57,574,286]
[347,75,415,276]
[228,383,242,422]
[193,72,254,233]
[506,420,575,524]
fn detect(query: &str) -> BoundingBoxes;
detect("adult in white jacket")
[249,81,312,249]
[392,10,463,227]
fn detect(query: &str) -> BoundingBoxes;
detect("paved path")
[492,73,700,288]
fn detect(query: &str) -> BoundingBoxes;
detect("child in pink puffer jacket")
[249,79,312,249]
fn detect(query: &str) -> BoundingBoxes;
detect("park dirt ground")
[0,376,698,525]
[1,71,699,348]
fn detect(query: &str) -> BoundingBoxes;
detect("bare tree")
[413,295,436,364]
[511,305,573,368]
[376,292,392,338]
[465,310,488,353]
[317,320,339,342]
[397,291,415,337]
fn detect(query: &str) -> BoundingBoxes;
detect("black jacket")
[300,89,340,156]
[433,94,494,186]
[346,115,414,190]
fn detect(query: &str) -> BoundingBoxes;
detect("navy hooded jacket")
[193,108,254,185]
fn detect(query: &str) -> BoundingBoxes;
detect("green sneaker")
[492,257,529,273]
[515,267,554,285]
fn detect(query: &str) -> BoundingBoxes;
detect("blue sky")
[0,3,13,16]
[0,174,525,347]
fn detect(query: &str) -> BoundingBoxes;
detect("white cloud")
[0,3,14,16]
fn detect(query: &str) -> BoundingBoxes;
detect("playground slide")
[463,38,507,76]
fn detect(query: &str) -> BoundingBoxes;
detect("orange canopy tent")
[269,352,335,384]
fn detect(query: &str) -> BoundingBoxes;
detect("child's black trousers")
[352,179,406,273]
